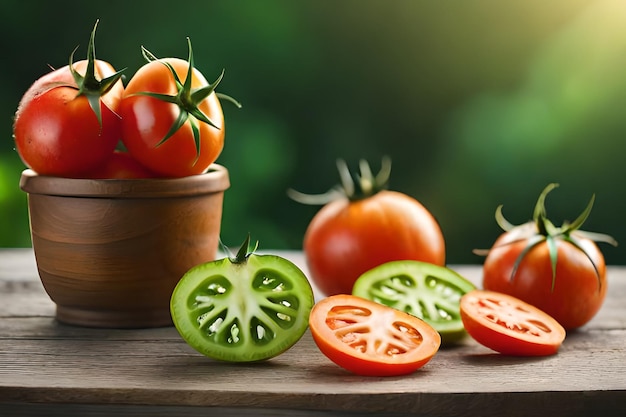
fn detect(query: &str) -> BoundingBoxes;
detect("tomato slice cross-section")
[309,294,441,376]
[170,242,314,362]
[352,260,475,345]
[460,290,566,356]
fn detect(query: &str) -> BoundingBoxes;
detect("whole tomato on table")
[289,157,445,296]
[477,183,617,330]
[120,39,240,177]
[13,21,124,177]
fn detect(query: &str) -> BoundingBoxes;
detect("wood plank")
[2,250,625,329]
[0,392,624,417]
[1,249,626,416]
[0,248,39,281]
[0,404,373,417]
[1,317,625,413]
[0,249,54,318]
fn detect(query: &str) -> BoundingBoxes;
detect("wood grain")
[1,249,626,416]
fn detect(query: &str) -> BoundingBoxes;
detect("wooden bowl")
[19,165,230,328]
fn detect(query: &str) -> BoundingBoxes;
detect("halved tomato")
[170,236,314,362]
[309,294,441,376]
[460,290,566,356]
[352,260,475,345]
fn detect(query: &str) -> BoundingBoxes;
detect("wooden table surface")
[1,248,625,417]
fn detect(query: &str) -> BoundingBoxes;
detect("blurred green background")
[1,0,624,264]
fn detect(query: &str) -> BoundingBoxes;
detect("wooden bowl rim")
[19,164,230,199]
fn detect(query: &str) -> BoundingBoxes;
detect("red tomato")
[292,158,445,296]
[120,48,225,177]
[460,290,566,356]
[13,60,123,177]
[309,294,441,376]
[84,150,158,179]
[480,184,617,330]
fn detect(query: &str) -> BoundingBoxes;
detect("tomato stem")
[222,234,259,264]
[288,156,392,204]
[132,39,240,162]
[483,183,617,292]
[69,20,125,128]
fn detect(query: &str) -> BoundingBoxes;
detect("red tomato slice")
[460,290,566,356]
[309,295,441,376]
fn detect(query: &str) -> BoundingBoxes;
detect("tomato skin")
[83,150,158,179]
[309,294,441,376]
[13,60,123,177]
[460,290,566,356]
[482,222,606,330]
[120,58,225,177]
[304,190,445,296]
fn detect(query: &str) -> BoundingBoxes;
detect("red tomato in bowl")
[290,158,445,296]
[84,151,158,179]
[479,184,617,330]
[120,42,226,177]
[13,23,123,177]
[309,294,441,376]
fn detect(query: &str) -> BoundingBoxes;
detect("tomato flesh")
[460,290,566,356]
[352,260,475,345]
[170,253,314,362]
[309,294,441,376]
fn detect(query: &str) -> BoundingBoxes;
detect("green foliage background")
[1,0,624,264]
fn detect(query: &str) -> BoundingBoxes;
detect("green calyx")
[287,156,392,205]
[68,20,125,128]
[220,234,259,265]
[491,183,617,291]
[135,39,241,161]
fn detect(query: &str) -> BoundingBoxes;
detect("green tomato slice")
[170,253,314,362]
[352,260,476,345]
